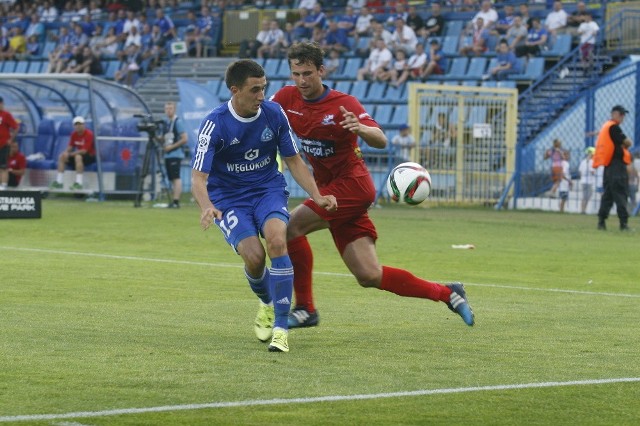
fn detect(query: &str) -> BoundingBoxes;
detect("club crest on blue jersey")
[244,149,259,161]
[261,127,274,142]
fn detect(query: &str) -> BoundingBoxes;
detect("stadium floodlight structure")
[0,73,153,200]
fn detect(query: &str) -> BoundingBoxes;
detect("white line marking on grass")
[1,377,639,423]
[3,246,639,299]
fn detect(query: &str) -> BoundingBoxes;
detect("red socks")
[287,236,315,312]
[379,266,452,302]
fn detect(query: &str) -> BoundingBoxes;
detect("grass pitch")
[1,198,639,425]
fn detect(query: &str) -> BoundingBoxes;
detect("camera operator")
[162,101,188,208]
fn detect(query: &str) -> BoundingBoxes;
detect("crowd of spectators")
[0,1,602,88]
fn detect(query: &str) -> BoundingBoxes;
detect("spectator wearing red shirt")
[0,96,20,190]
[8,140,26,187]
[50,116,96,190]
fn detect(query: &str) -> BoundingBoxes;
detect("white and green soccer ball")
[386,162,432,205]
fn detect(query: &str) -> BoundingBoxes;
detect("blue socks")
[269,255,293,330]
[245,267,271,305]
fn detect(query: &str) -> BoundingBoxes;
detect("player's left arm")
[284,154,337,212]
[339,105,387,149]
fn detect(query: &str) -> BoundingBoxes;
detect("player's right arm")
[339,105,387,149]
[191,169,222,230]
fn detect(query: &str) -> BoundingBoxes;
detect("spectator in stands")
[25,13,45,44]
[310,25,325,46]
[628,152,640,212]
[544,138,567,197]
[65,45,104,75]
[89,0,104,21]
[492,4,515,37]
[122,9,141,38]
[305,3,327,33]
[0,97,19,191]
[395,42,427,87]
[7,140,26,188]
[422,2,445,39]
[60,1,79,24]
[389,16,418,56]
[257,19,286,59]
[486,39,522,80]
[557,151,572,213]
[421,38,446,81]
[80,13,97,38]
[123,23,142,50]
[471,0,498,31]
[40,1,59,23]
[153,7,176,50]
[577,13,599,73]
[292,8,312,42]
[578,147,596,214]
[368,18,393,48]
[357,37,392,81]
[161,101,187,209]
[25,35,40,58]
[50,116,96,191]
[354,5,374,40]
[323,48,341,79]
[378,48,407,85]
[48,43,74,73]
[337,5,358,39]
[518,3,531,28]
[7,26,26,60]
[545,1,568,38]
[386,3,409,27]
[515,17,548,58]
[92,25,119,58]
[192,5,218,58]
[506,16,528,51]
[321,19,351,55]
[74,0,89,18]
[347,0,365,9]
[567,1,590,39]
[71,21,90,47]
[459,16,489,57]
[114,43,143,87]
[392,124,415,162]
[405,5,424,38]
[298,0,318,10]
[239,18,270,58]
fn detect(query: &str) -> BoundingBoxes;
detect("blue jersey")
[192,99,299,203]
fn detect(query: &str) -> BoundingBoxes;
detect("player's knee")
[266,235,287,258]
[355,270,381,288]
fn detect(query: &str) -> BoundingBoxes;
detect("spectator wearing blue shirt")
[153,8,176,50]
[421,39,447,81]
[293,8,313,41]
[322,20,350,54]
[336,5,357,38]
[516,17,548,58]
[492,4,515,36]
[487,39,522,80]
[25,13,45,44]
[305,3,327,32]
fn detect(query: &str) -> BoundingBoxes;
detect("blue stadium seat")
[373,103,394,127]
[443,56,468,80]
[104,60,121,80]
[364,81,387,102]
[351,80,368,100]
[334,80,352,93]
[384,83,406,103]
[266,80,285,99]
[3,61,17,73]
[362,103,376,117]
[497,80,517,89]
[390,104,408,126]
[441,36,460,57]
[27,119,57,170]
[445,20,464,38]
[42,41,57,57]
[541,34,572,58]
[27,60,44,73]
[333,57,362,80]
[465,57,488,80]
[507,57,545,82]
[481,80,497,88]
[263,58,280,78]
[14,61,29,73]
[274,59,291,79]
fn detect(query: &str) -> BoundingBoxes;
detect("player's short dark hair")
[225,59,265,89]
[287,42,325,70]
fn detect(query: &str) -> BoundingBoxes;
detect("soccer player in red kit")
[271,42,474,328]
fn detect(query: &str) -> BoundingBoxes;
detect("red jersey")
[68,129,96,156]
[272,85,380,188]
[0,110,19,148]
[8,150,26,185]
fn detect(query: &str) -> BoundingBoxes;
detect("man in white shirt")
[545,1,568,36]
[579,147,596,214]
[357,38,392,81]
[389,17,418,56]
[472,0,498,30]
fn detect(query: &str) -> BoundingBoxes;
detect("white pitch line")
[2,246,639,299]
[0,377,638,423]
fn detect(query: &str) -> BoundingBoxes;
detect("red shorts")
[303,173,378,255]
[433,64,444,75]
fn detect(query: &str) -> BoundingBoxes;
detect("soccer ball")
[386,162,432,205]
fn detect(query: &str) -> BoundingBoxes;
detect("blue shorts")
[213,187,290,251]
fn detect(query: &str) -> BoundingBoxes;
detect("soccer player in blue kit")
[191,59,337,353]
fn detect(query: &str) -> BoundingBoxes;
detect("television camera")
[133,113,172,207]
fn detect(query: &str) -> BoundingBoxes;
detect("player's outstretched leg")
[254,302,275,342]
[446,283,475,326]
[288,306,319,328]
[268,327,289,352]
